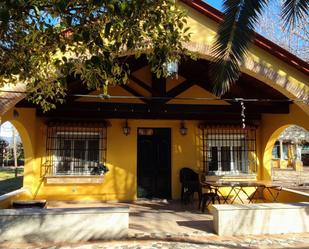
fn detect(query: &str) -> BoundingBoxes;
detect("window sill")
[45,175,104,185]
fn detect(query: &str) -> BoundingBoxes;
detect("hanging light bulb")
[122,119,131,136]
[165,60,178,78]
[179,120,188,136]
[240,101,246,129]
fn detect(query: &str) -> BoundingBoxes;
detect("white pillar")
[295,143,302,161]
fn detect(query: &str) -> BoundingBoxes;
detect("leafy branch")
[0,0,190,111]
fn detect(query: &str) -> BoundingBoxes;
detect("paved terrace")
[1,200,309,249]
[272,167,309,193]
[47,200,214,236]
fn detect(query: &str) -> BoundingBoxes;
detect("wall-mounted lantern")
[122,119,131,136]
[179,120,188,136]
[13,109,19,118]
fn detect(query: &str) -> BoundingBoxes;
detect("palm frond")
[282,0,309,30]
[211,0,268,96]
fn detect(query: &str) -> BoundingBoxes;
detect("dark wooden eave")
[16,56,291,123]
[36,101,289,123]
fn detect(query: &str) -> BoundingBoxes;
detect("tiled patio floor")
[48,199,215,236]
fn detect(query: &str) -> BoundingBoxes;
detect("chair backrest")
[180,167,198,183]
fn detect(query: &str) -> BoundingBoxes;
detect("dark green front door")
[137,128,171,199]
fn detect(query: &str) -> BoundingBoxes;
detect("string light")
[67,93,307,103]
[240,101,246,129]
[0,90,307,103]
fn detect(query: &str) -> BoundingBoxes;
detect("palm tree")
[211,0,309,95]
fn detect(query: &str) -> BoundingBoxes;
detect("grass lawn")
[0,167,23,195]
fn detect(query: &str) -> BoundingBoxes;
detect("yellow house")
[0,0,309,203]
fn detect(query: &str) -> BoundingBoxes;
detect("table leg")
[221,186,235,204]
[215,188,228,204]
[248,186,259,203]
[239,186,257,204]
[264,186,282,202]
[231,187,244,204]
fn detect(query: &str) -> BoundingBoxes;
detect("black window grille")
[272,141,280,159]
[200,125,257,175]
[45,122,107,176]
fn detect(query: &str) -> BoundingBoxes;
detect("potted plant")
[91,163,109,176]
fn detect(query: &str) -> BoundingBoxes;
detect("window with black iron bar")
[200,125,257,175]
[45,122,107,176]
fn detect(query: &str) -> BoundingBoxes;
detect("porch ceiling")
[0,83,26,117]
[13,55,292,123]
[17,56,290,124]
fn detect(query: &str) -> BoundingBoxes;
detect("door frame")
[136,127,172,199]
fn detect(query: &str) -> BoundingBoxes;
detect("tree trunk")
[13,127,18,177]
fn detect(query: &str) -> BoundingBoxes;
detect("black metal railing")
[200,125,257,175]
[45,122,107,176]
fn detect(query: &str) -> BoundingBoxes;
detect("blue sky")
[0,122,14,138]
[204,0,223,11]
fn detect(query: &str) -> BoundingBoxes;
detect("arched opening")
[270,125,309,192]
[0,121,24,195]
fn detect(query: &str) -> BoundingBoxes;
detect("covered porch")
[0,53,308,202]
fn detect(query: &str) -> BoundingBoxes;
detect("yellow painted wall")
[271,159,280,169]
[1,111,205,201]
[259,104,309,182]
[181,0,309,88]
[4,105,308,202]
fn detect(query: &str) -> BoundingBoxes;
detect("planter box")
[212,202,309,236]
[0,206,129,242]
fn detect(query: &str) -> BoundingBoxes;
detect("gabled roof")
[181,0,309,75]
[278,125,309,142]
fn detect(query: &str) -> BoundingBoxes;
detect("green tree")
[257,1,309,62]
[0,0,190,111]
[0,138,8,166]
[17,141,24,161]
[5,141,24,166]
[211,0,308,95]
